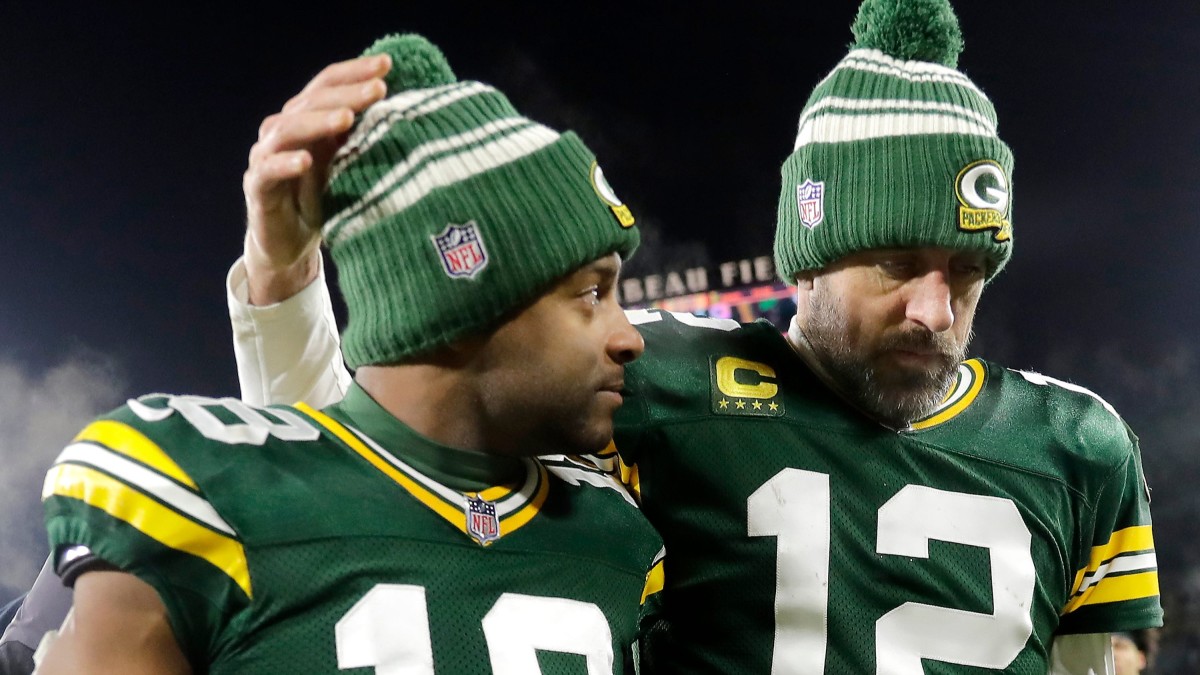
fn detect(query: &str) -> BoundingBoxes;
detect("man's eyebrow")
[584,257,621,281]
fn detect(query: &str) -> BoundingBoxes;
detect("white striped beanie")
[775,0,1014,283]
[324,34,639,367]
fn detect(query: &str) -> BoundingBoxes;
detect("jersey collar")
[322,382,525,492]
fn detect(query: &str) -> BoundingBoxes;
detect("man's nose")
[904,271,954,333]
[608,312,646,365]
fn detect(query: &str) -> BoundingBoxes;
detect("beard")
[803,290,969,428]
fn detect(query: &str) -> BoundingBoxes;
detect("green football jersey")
[43,384,664,674]
[611,310,1161,674]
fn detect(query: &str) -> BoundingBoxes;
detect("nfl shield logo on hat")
[796,179,826,229]
[465,494,500,545]
[432,221,490,279]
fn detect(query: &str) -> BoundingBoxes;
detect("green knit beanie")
[323,34,639,368]
[775,0,1014,283]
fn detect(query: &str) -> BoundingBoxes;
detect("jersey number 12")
[748,468,1035,674]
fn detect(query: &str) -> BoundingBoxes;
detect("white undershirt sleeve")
[1048,633,1114,675]
[227,256,351,408]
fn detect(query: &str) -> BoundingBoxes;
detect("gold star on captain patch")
[768,402,779,411]
[718,399,729,409]
[735,400,746,410]
[752,401,762,410]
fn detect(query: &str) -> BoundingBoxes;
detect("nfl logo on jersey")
[431,221,490,279]
[796,179,826,229]
[466,495,500,545]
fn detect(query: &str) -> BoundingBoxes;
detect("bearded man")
[225,0,1162,672]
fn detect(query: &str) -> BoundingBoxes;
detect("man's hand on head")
[242,54,391,305]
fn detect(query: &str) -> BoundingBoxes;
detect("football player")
[221,1,1164,673]
[36,35,663,674]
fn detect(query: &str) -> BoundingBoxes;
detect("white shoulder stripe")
[1073,552,1158,596]
[53,443,236,537]
[1017,370,1121,420]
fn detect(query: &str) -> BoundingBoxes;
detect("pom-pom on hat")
[774,0,1014,283]
[324,34,639,368]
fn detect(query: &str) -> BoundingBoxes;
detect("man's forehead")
[847,246,988,260]
[576,253,622,276]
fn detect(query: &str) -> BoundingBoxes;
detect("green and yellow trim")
[610,441,642,503]
[298,403,549,545]
[641,557,665,604]
[909,359,987,431]
[44,462,251,597]
[1062,525,1158,614]
[74,420,197,489]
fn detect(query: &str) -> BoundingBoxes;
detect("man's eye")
[582,287,601,306]
[951,262,986,278]
[879,260,915,278]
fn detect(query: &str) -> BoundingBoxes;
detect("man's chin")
[858,365,957,425]
[563,416,615,457]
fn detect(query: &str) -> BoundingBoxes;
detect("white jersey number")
[335,585,614,674]
[748,469,1035,674]
[128,393,319,445]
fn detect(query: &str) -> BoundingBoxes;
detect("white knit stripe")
[794,96,995,148]
[794,111,997,149]
[330,81,495,178]
[850,48,976,79]
[54,442,237,536]
[405,81,496,120]
[325,116,538,239]
[1072,553,1159,596]
[813,49,987,100]
[838,59,985,96]
[339,82,468,153]
[326,124,559,246]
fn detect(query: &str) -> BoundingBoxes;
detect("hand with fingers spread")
[242,54,391,305]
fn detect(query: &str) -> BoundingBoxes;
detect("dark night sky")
[2,0,1200,639]
[2,3,1198,398]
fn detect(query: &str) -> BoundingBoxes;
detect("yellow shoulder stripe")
[1070,525,1155,592]
[641,558,665,604]
[45,463,251,598]
[1064,572,1159,613]
[1063,525,1158,614]
[74,420,196,490]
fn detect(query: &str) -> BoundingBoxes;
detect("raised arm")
[242,53,389,305]
[230,55,386,406]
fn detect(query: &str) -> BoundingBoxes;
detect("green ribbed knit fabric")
[774,0,1014,283]
[324,34,639,367]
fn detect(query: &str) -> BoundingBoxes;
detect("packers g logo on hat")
[590,161,635,228]
[956,160,1012,242]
